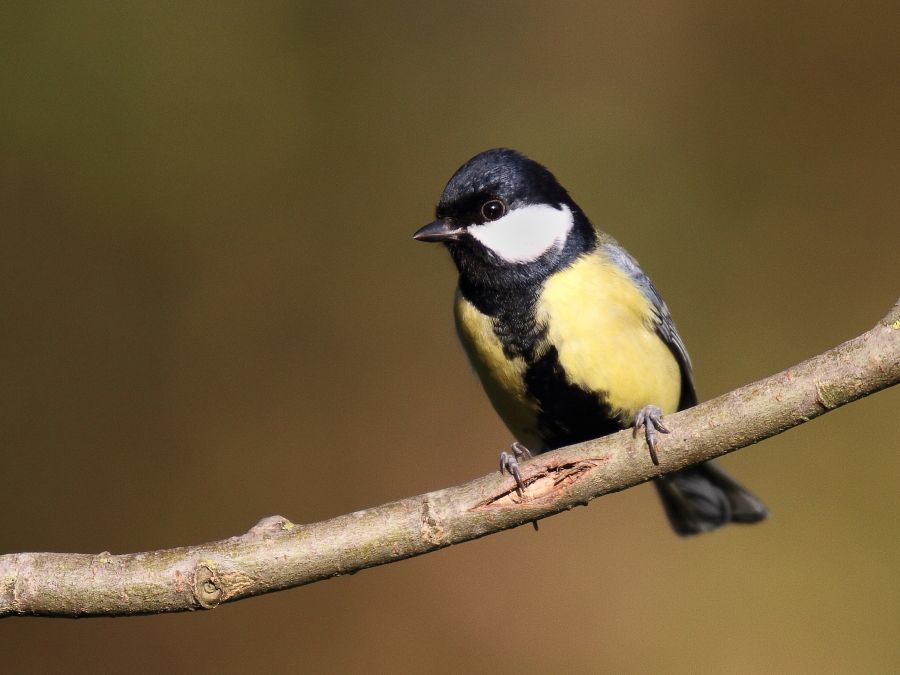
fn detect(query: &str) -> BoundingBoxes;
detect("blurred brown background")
[2,1,898,672]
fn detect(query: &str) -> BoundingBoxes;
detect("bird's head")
[414,149,595,281]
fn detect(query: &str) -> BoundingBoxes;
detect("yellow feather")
[454,292,542,448]
[535,251,682,420]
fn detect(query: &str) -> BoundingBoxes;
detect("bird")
[413,148,768,535]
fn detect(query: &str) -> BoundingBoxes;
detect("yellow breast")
[535,251,682,420]
[454,292,543,448]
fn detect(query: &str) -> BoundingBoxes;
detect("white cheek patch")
[468,203,574,263]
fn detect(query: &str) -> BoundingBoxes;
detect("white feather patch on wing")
[468,203,573,263]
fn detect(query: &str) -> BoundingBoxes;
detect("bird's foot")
[633,405,670,466]
[499,442,532,497]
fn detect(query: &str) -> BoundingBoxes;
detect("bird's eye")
[481,199,507,221]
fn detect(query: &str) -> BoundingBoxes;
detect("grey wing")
[602,241,698,409]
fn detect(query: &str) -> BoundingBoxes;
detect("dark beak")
[412,219,464,243]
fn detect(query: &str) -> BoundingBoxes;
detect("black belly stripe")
[456,233,628,451]
[459,276,544,361]
[524,345,623,451]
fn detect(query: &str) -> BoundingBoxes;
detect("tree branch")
[2,299,899,619]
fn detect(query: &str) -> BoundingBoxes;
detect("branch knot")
[193,563,223,609]
[420,500,445,545]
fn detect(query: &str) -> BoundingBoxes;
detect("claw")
[499,443,540,530]
[500,442,534,497]
[633,405,670,466]
[511,442,532,461]
[500,450,527,497]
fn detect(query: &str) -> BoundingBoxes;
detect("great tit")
[414,148,768,535]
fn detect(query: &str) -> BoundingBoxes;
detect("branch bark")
[3,299,899,619]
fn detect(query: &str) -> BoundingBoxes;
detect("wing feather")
[601,241,698,409]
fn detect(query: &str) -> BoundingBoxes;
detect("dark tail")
[654,461,768,536]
